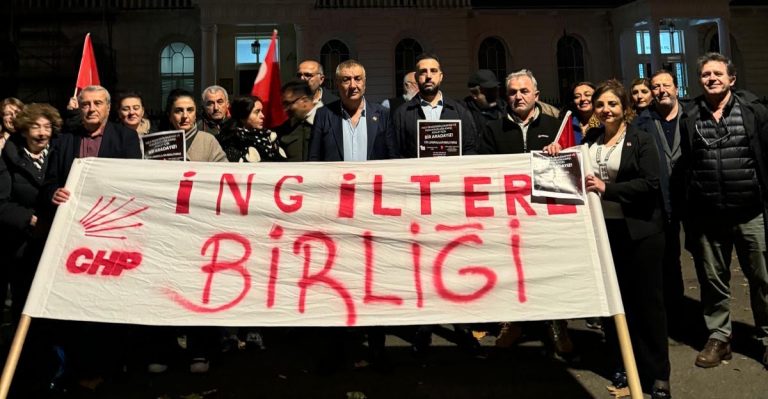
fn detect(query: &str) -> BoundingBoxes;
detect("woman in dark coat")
[545,80,671,398]
[218,95,285,162]
[0,103,60,323]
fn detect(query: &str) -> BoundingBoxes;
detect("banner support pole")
[0,314,31,399]
[614,313,643,399]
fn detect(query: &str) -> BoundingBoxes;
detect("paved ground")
[3,247,768,399]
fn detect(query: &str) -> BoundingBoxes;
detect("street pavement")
[4,246,768,399]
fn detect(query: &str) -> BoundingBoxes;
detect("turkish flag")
[556,111,576,148]
[75,33,100,92]
[251,30,287,129]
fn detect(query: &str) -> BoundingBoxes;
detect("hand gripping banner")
[24,154,622,327]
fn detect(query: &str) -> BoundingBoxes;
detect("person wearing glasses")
[296,59,338,107]
[382,71,418,112]
[634,70,687,336]
[276,80,316,161]
[679,52,768,369]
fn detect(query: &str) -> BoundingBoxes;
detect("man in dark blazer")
[48,86,141,204]
[393,53,477,158]
[306,59,396,372]
[43,84,142,393]
[308,60,398,161]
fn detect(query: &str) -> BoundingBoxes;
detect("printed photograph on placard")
[141,130,186,161]
[417,120,462,157]
[531,150,585,202]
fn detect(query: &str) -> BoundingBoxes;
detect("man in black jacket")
[476,69,573,358]
[392,53,476,157]
[45,85,142,394]
[478,69,560,155]
[679,52,768,368]
[634,69,687,334]
[463,69,506,136]
[49,85,142,203]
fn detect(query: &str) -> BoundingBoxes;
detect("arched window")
[394,38,423,97]
[160,42,195,105]
[320,40,350,96]
[556,35,585,106]
[478,37,507,84]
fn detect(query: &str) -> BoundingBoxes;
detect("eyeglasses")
[281,96,307,108]
[296,72,318,79]
[695,120,731,148]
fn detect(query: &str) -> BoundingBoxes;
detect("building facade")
[1,0,766,113]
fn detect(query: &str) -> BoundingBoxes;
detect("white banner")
[24,154,622,326]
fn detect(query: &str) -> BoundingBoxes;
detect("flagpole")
[0,315,32,399]
[580,143,641,399]
[614,314,643,399]
[553,110,572,144]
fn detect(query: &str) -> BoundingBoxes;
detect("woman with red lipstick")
[545,80,671,398]
[561,81,602,144]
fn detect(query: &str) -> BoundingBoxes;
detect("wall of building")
[5,0,766,110]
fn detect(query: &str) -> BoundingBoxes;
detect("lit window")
[478,37,507,85]
[320,40,351,96]
[557,35,585,105]
[394,38,422,97]
[634,29,687,97]
[235,37,277,65]
[160,42,194,105]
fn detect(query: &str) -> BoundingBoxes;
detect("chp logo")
[66,196,149,277]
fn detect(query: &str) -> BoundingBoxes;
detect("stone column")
[649,17,662,72]
[201,23,218,90]
[716,17,732,59]
[294,23,304,63]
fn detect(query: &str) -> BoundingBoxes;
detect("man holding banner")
[307,59,397,370]
[44,84,142,394]
[478,69,574,357]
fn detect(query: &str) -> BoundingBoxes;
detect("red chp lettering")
[274,176,304,213]
[175,171,196,214]
[166,233,252,313]
[294,232,357,326]
[217,173,255,215]
[464,176,495,217]
[410,175,440,215]
[338,173,356,218]
[432,224,497,302]
[66,247,142,276]
[373,175,402,216]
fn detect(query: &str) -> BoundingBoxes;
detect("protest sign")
[142,130,186,161]
[24,154,622,327]
[417,120,461,157]
[531,149,586,202]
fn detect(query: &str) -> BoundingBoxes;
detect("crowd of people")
[0,51,767,398]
